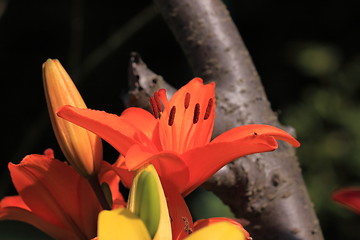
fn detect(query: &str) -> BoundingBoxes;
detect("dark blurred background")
[1,0,360,239]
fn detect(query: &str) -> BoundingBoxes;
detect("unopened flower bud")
[42,59,102,177]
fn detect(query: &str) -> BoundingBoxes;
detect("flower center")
[149,91,213,126]
[149,90,214,152]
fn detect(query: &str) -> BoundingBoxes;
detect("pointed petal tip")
[292,139,301,148]
[191,77,204,83]
[274,133,300,148]
[43,58,60,70]
[189,77,216,87]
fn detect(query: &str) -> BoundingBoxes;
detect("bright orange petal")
[124,145,157,170]
[151,154,190,195]
[9,153,101,239]
[158,78,216,152]
[170,78,215,150]
[112,156,134,188]
[193,217,250,239]
[180,135,280,196]
[332,187,360,214]
[124,146,190,193]
[57,105,157,155]
[120,107,158,140]
[212,124,300,148]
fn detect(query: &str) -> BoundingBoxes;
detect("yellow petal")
[97,208,151,240]
[42,59,102,177]
[185,222,246,240]
[128,164,172,240]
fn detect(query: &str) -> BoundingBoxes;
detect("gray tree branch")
[146,0,324,239]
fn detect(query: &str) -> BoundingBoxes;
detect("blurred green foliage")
[187,188,234,221]
[281,42,360,238]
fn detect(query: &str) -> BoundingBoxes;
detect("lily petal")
[57,105,156,155]
[0,207,78,240]
[124,145,157,170]
[1,196,30,210]
[8,153,101,239]
[161,183,193,240]
[157,78,216,152]
[184,221,245,240]
[124,145,190,193]
[97,208,151,240]
[332,187,360,214]
[212,124,300,148]
[120,107,158,140]
[112,156,134,188]
[181,135,281,196]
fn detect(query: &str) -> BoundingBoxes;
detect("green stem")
[88,175,111,210]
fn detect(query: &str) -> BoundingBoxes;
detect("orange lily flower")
[97,164,249,240]
[57,78,300,196]
[332,187,360,214]
[43,59,103,177]
[0,149,125,240]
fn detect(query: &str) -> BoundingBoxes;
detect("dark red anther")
[193,103,200,124]
[149,96,159,119]
[168,106,176,126]
[154,92,163,112]
[184,92,191,109]
[204,98,213,120]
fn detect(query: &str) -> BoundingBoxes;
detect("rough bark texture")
[151,0,323,239]
[126,52,176,110]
